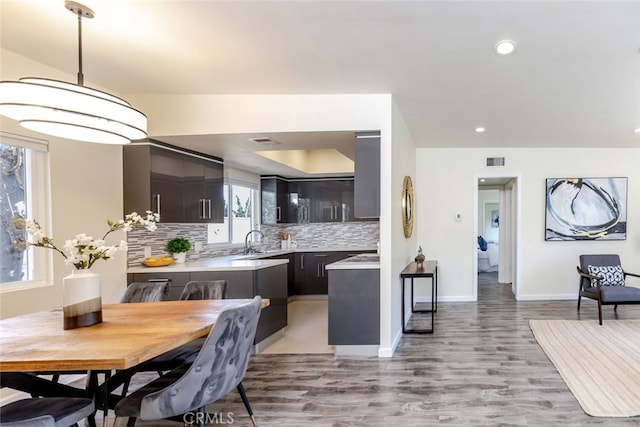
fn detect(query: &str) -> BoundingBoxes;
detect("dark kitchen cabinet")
[129,263,287,345]
[183,156,224,223]
[264,252,295,297]
[328,268,380,345]
[262,177,354,224]
[294,250,374,295]
[354,133,380,218]
[124,141,223,223]
[261,177,295,224]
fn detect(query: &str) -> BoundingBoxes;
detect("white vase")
[62,269,103,330]
[173,252,186,263]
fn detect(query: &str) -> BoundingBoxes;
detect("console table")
[400,260,438,334]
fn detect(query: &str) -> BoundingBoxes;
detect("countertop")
[128,246,377,273]
[325,253,380,270]
[127,256,288,273]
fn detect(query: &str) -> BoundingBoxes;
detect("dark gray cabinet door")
[328,268,380,345]
[151,147,185,223]
[124,142,223,224]
[354,135,380,218]
[183,157,224,223]
[293,250,375,295]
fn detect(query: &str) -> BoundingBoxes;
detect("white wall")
[1,49,127,318]
[382,100,417,355]
[416,147,640,301]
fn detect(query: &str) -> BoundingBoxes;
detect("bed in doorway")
[478,241,499,273]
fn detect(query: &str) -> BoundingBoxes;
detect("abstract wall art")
[545,177,627,241]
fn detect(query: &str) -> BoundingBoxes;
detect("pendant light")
[0,1,147,145]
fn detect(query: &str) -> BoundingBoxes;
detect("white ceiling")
[1,0,639,176]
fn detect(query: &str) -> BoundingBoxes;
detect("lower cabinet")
[263,253,295,297]
[328,268,380,345]
[128,263,287,344]
[294,250,375,295]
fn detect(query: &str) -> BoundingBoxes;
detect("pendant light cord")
[76,9,84,86]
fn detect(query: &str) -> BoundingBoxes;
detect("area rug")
[529,319,640,417]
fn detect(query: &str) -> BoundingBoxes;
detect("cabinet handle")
[207,199,212,219]
[276,206,281,221]
[148,278,171,283]
[154,194,161,216]
[199,199,205,219]
[321,263,326,277]
[317,263,321,278]
[301,255,304,269]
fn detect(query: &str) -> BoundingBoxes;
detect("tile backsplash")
[127,221,379,267]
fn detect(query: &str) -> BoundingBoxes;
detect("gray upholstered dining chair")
[577,254,640,325]
[120,281,170,303]
[145,280,229,369]
[114,296,262,427]
[0,397,94,427]
[118,280,229,397]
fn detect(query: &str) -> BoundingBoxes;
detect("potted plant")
[166,237,191,263]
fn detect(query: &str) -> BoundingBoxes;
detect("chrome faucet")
[244,230,265,254]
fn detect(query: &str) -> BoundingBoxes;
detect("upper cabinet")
[124,141,224,223]
[354,132,381,218]
[261,176,355,224]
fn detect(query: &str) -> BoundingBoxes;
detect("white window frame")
[0,132,51,292]
[207,178,259,248]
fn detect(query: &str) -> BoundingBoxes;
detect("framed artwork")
[545,177,627,241]
[491,210,499,228]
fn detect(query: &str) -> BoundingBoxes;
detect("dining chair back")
[120,281,170,303]
[179,280,227,300]
[0,397,94,427]
[114,296,263,427]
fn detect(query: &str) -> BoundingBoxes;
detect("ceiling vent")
[486,157,505,166]
[250,137,281,146]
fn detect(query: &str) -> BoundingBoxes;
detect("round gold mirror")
[402,176,414,238]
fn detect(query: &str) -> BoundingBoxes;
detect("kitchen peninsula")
[326,253,380,356]
[128,256,288,351]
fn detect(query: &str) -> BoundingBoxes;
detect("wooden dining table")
[0,298,268,424]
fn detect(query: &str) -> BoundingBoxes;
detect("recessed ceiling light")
[634,128,640,133]
[475,127,486,133]
[480,178,486,182]
[495,40,517,55]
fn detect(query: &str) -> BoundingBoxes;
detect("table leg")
[402,276,434,334]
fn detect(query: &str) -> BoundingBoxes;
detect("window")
[208,181,258,245]
[0,132,49,287]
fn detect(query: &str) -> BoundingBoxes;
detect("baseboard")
[516,294,576,301]
[414,296,475,303]
[253,328,285,354]
[378,328,402,358]
[334,345,379,357]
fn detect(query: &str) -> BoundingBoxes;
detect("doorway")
[474,175,520,300]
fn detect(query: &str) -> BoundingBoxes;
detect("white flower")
[13,212,159,270]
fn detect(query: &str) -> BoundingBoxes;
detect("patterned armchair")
[576,254,640,325]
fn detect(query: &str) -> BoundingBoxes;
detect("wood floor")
[106,274,640,426]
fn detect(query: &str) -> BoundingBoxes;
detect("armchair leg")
[237,382,257,427]
[597,300,603,325]
[577,295,581,311]
[614,304,619,312]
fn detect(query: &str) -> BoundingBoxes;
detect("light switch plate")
[195,242,203,251]
[143,246,152,258]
